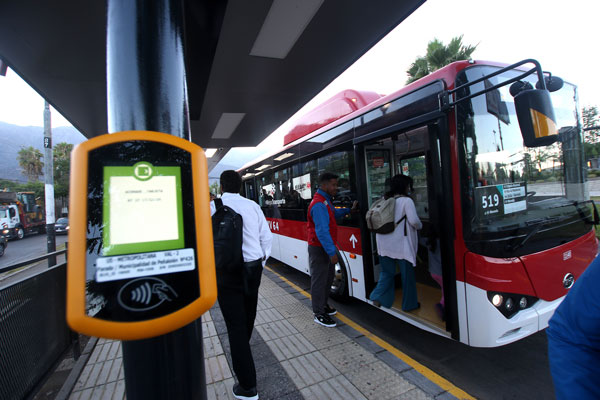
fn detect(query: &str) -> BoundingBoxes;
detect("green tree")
[17,146,44,182]
[583,106,600,144]
[53,142,74,200]
[406,35,478,84]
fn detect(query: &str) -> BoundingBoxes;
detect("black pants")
[217,259,263,390]
[308,245,335,315]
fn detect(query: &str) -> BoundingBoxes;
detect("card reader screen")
[102,162,184,256]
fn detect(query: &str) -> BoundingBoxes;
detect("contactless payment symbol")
[133,162,154,181]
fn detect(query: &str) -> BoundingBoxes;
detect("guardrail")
[1,247,68,273]
[0,249,78,400]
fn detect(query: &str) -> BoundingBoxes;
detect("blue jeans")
[369,256,418,310]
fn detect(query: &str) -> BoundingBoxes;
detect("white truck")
[0,191,45,239]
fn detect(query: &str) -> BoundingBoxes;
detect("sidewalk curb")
[55,337,99,400]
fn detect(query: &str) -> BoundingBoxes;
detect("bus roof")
[239,59,479,172]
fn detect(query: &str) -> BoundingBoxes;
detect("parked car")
[55,217,69,235]
[0,232,7,257]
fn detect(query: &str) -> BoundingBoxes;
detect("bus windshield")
[456,65,591,257]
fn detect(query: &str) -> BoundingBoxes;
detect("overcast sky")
[1,0,598,167]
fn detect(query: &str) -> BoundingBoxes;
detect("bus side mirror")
[512,85,558,148]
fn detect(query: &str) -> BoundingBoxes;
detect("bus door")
[244,179,256,201]
[361,125,450,332]
[364,141,394,282]
[394,128,447,331]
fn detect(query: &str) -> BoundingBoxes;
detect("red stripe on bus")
[266,218,362,256]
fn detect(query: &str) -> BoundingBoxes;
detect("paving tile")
[434,391,460,400]
[345,361,415,400]
[399,388,435,399]
[255,319,299,341]
[256,298,274,311]
[264,333,317,361]
[205,354,233,384]
[96,342,111,362]
[337,323,364,339]
[283,286,299,294]
[300,325,351,350]
[91,383,107,400]
[206,377,236,400]
[320,341,379,373]
[100,381,116,400]
[301,375,367,400]
[112,379,126,400]
[203,320,218,338]
[277,302,313,319]
[354,335,386,354]
[107,341,121,360]
[107,357,122,383]
[256,360,300,399]
[280,352,340,389]
[292,292,309,301]
[213,318,229,336]
[265,293,300,306]
[84,361,104,389]
[204,335,224,358]
[287,315,321,332]
[254,308,286,325]
[73,364,93,391]
[375,350,413,374]
[250,340,280,368]
[276,390,305,400]
[202,311,213,322]
[96,360,114,385]
[75,388,94,400]
[401,369,445,397]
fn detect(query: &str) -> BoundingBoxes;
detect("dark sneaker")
[232,383,258,400]
[324,304,337,316]
[314,313,336,327]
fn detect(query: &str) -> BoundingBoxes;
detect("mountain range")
[0,121,86,182]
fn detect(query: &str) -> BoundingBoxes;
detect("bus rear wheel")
[330,260,349,301]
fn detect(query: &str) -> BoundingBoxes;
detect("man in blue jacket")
[547,255,600,399]
[306,172,357,327]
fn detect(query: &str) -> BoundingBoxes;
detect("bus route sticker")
[475,182,527,219]
[95,248,195,282]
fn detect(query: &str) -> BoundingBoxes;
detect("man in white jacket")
[211,170,272,400]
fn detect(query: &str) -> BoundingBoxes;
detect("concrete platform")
[66,267,471,400]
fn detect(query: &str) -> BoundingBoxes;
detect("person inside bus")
[307,172,358,328]
[370,174,422,311]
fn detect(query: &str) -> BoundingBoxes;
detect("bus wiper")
[571,200,600,225]
[505,222,545,253]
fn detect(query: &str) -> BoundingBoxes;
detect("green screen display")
[102,161,184,256]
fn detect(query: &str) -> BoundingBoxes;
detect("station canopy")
[0,0,424,166]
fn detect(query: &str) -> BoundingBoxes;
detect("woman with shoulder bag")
[369,174,422,311]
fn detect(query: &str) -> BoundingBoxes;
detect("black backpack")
[212,198,243,272]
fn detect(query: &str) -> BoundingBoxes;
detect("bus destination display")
[475,182,527,218]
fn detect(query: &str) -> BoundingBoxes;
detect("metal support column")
[43,101,56,267]
[106,1,205,399]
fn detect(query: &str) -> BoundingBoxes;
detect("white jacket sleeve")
[256,206,273,265]
[405,198,422,230]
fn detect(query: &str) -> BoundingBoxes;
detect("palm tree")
[17,146,44,182]
[406,35,477,84]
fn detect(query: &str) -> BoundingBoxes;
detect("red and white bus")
[238,59,598,347]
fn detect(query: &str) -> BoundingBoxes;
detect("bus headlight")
[487,291,538,319]
[491,294,503,307]
[519,297,528,309]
